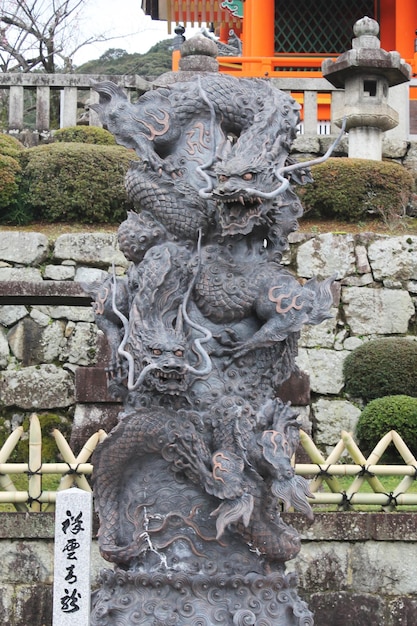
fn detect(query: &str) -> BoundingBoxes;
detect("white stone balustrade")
[0,72,413,142]
[0,73,149,132]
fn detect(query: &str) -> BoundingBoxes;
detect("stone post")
[60,87,78,128]
[8,85,24,130]
[386,82,410,140]
[303,90,318,135]
[36,86,50,132]
[87,89,102,127]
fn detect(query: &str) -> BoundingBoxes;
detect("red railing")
[217,53,417,80]
[217,54,337,78]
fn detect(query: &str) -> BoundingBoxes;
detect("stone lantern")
[322,16,411,160]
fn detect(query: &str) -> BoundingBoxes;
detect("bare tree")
[0,0,107,72]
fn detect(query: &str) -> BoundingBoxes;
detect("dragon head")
[127,301,212,397]
[138,329,190,395]
[212,158,278,236]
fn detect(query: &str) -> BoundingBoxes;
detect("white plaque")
[53,488,93,625]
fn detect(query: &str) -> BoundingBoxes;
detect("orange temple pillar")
[395,0,417,61]
[242,0,275,57]
[379,0,417,60]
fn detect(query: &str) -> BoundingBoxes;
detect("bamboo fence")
[0,414,106,512]
[0,414,416,512]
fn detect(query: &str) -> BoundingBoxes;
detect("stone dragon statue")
[89,63,340,625]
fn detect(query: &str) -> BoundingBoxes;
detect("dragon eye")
[152,348,162,356]
[218,174,229,182]
[174,350,184,357]
[242,172,254,181]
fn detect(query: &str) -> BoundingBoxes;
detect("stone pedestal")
[348,126,383,160]
[91,569,313,625]
[90,442,315,625]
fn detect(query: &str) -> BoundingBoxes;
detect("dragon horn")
[175,304,184,334]
[110,265,157,391]
[89,81,129,124]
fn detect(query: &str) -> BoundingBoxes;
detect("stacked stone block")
[0,229,416,454]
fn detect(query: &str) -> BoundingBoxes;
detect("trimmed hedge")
[0,134,25,158]
[343,338,417,402]
[54,125,116,145]
[18,142,137,223]
[0,154,22,213]
[0,135,24,222]
[356,395,417,460]
[296,158,414,222]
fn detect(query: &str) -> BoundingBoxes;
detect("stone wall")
[0,231,128,446]
[292,133,417,172]
[1,512,416,626]
[1,228,417,452]
[287,229,417,453]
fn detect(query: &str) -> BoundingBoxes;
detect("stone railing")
[0,72,412,142]
[0,73,150,135]
[1,73,340,136]
[1,228,417,455]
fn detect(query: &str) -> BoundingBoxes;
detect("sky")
[72,0,198,65]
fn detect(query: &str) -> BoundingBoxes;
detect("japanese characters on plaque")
[53,488,93,625]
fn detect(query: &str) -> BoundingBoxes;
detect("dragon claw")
[213,327,240,347]
[211,493,254,539]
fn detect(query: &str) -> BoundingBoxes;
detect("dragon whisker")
[110,266,158,390]
[181,229,213,377]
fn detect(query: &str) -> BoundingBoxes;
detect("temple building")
[141,1,417,132]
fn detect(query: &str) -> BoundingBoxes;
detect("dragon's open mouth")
[216,195,264,235]
[150,368,188,394]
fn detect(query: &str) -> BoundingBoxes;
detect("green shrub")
[0,134,25,158]
[0,154,22,220]
[54,125,116,145]
[343,338,417,402]
[296,158,414,222]
[356,395,417,460]
[19,142,137,223]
